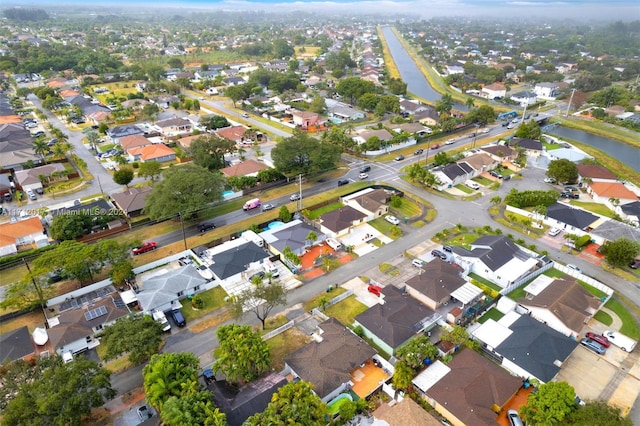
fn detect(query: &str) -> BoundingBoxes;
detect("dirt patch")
[188,308,234,334]
[86,407,112,426]
[121,386,145,404]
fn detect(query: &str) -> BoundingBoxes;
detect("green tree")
[213,324,271,384]
[244,381,328,426]
[138,161,162,181]
[282,246,301,266]
[34,240,103,284]
[599,238,640,268]
[435,93,453,115]
[161,384,227,426]
[278,205,292,223]
[271,132,341,176]
[2,357,115,426]
[143,164,225,220]
[391,360,414,390]
[388,77,407,95]
[98,314,164,364]
[514,120,542,140]
[0,266,55,311]
[224,85,247,107]
[546,159,579,184]
[49,212,93,240]
[113,167,134,188]
[188,134,236,171]
[336,77,378,104]
[309,95,326,114]
[396,335,438,369]
[33,138,49,163]
[229,281,287,330]
[567,400,632,426]
[201,115,230,130]
[109,260,134,286]
[306,231,318,246]
[440,325,477,349]
[520,381,578,426]
[433,151,450,166]
[143,352,200,411]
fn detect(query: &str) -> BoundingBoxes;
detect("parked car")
[170,309,186,327]
[196,265,214,280]
[445,139,455,145]
[465,180,480,190]
[35,187,44,195]
[412,259,424,268]
[603,330,637,352]
[137,405,152,420]
[566,264,582,273]
[431,249,448,260]
[385,215,400,225]
[560,192,579,199]
[629,259,640,269]
[507,409,524,426]
[152,311,171,332]
[197,221,216,233]
[367,284,382,296]
[358,172,368,180]
[585,332,611,348]
[490,170,503,179]
[25,189,37,200]
[580,337,607,355]
[31,131,45,138]
[468,132,476,138]
[132,242,157,255]
[241,113,249,118]
[261,203,275,211]
[337,179,349,187]
[249,271,265,282]
[290,193,301,201]
[442,245,453,253]
[394,155,405,161]
[564,186,579,192]
[202,368,216,385]
[481,127,490,134]
[544,177,556,184]
[431,144,440,149]
[360,165,371,173]
[548,228,561,237]
[414,149,423,155]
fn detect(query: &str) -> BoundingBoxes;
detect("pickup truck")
[152,311,171,332]
[132,242,157,255]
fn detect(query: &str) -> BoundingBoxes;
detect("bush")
[575,235,592,249]
[504,189,559,208]
[131,162,139,169]
[191,294,204,309]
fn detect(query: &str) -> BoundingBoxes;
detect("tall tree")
[143,352,201,411]
[161,384,227,426]
[188,134,236,171]
[271,132,340,176]
[213,324,271,384]
[546,159,579,184]
[391,360,414,391]
[97,314,164,364]
[435,93,453,115]
[244,381,328,426]
[599,238,640,268]
[395,335,438,369]
[2,357,115,426]
[567,401,632,426]
[520,381,578,426]
[143,164,225,220]
[229,281,287,330]
[0,265,55,311]
[113,167,134,188]
[138,161,162,181]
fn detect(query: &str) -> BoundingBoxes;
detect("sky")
[10,0,640,20]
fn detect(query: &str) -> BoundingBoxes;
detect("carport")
[450,283,484,309]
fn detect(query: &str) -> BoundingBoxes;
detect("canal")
[381,27,467,112]
[547,126,640,173]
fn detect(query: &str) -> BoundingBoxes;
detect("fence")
[500,261,554,296]
[554,263,613,296]
[262,320,295,341]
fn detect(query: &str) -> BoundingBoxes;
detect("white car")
[566,264,582,273]
[359,172,368,180]
[445,138,455,145]
[385,215,400,225]
[412,259,424,268]
[548,228,561,237]
[465,180,480,190]
[481,127,490,134]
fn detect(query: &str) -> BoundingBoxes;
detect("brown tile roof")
[589,182,638,200]
[518,278,601,333]
[216,125,247,142]
[463,153,497,171]
[120,134,152,151]
[479,145,515,158]
[483,82,506,91]
[219,159,268,177]
[291,110,319,119]
[128,144,175,161]
[110,186,153,214]
[0,217,44,247]
[354,285,436,349]
[285,318,376,399]
[373,398,442,426]
[0,115,21,124]
[427,348,521,425]
[176,134,201,149]
[576,164,617,180]
[320,206,367,233]
[15,163,65,186]
[405,262,466,302]
[59,89,80,98]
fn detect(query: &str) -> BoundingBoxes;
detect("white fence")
[364,139,416,156]
[132,250,193,275]
[554,263,613,296]
[262,320,295,341]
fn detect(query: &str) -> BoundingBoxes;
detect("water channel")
[547,126,640,173]
[381,26,468,111]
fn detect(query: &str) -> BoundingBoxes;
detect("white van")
[263,259,280,278]
[326,237,342,251]
[604,330,637,352]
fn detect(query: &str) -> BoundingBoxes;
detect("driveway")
[340,223,393,257]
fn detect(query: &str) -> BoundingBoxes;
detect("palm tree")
[306,231,318,247]
[33,138,49,163]
[465,97,475,109]
[52,142,67,160]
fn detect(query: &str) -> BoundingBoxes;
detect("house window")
[194,286,200,291]
[177,291,184,297]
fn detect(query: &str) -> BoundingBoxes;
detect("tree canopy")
[271,132,341,176]
[514,120,542,140]
[244,380,328,425]
[336,77,380,104]
[143,164,225,219]
[520,381,578,426]
[599,238,640,268]
[161,384,227,426]
[188,134,236,171]
[213,324,271,385]
[143,352,201,411]
[546,159,579,184]
[567,400,632,426]
[229,281,287,329]
[98,313,164,364]
[395,335,439,369]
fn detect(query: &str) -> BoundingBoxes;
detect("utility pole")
[297,174,303,211]
[23,257,46,310]
[96,175,104,195]
[566,88,576,117]
[178,212,187,250]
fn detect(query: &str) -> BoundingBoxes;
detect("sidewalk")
[104,388,145,416]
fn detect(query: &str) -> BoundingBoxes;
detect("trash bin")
[327,285,333,292]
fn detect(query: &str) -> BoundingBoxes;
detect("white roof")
[495,257,539,283]
[498,310,522,327]
[120,289,138,305]
[472,319,512,349]
[412,360,450,393]
[523,275,554,297]
[450,282,483,305]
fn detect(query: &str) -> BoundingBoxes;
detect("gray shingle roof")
[136,266,206,312]
[461,235,530,272]
[546,203,599,230]
[209,242,268,280]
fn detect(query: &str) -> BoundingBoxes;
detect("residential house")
[156,117,192,138]
[150,94,180,109]
[463,152,500,175]
[285,317,379,402]
[220,159,268,178]
[209,372,287,426]
[481,83,506,100]
[119,134,152,152]
[432,162,475,190]
[176,134,202,150]
[620,201,640,226]
[533,83,559,99]
[342,188,393,220]
[587,182,638,208]
[0,326,35,363]
[451,235,540,288]
[472,311,578,383]
[0,123,39,170]
[0,216,49,257]
[318,206,367,238]
[517,276,602,337]
[291,110,320,128]
[128,144,176,163]
[261,219,326,257]
[445,63,465,75]
[136,265,209,314]
[45,286,130,359]
[64,95,110,118]
[399,99,430,115]
[353,129,393,146]
[203,240,269,283]
[477,145,516,163]
[590,218,640,246]
[509,138,543,157]
[325,99,366,121]
[106,124,145,145]
[415,348,522,426]
[413,108,440,126]
[223,76,246,86]
[353,285,440,356]
[216,126,249,145]
[372,398,442,426]
[109,186,153,218]
[404,261,470,310]
[121,99,150,111]
[576,164,617,183]
[510,91,537,106]
[389,123,433,136]
[14,163,65,192]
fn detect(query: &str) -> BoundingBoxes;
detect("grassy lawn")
[604,298,639,340]
[390,197,422,219]
[181,286,228,322]
[507,286,526,301]
[1,263,28,287]
[478,308,505,324]
[455,184,474,194]
[96,344,134,373]
[367,216,397,236]
[0,310,44,335]
[543,142,562,151]
[303,287,347,312]
[323,295,368,327]
[266,328,311,371]
[594,310,613,326]
[468,273,502,292]
[308,202,344,220]
[543,268,565,278]
[474,176,492,186]
[569,201,616,218]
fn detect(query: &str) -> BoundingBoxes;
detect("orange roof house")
[59,89,80,98]
[0,216,49,256]
[128,144,176,162]
[220,159,268,178]
[120,134,152,151]
[0,115,22,124]
[215,126,247,144]
[588,182,638,204]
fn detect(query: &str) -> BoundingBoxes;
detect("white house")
[481,83,506,100]
[533,83,559,99]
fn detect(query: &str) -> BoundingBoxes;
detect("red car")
[367,285,382,297]
[431,144,440,150]
[585,332,611,348]
[133,242,157,255]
